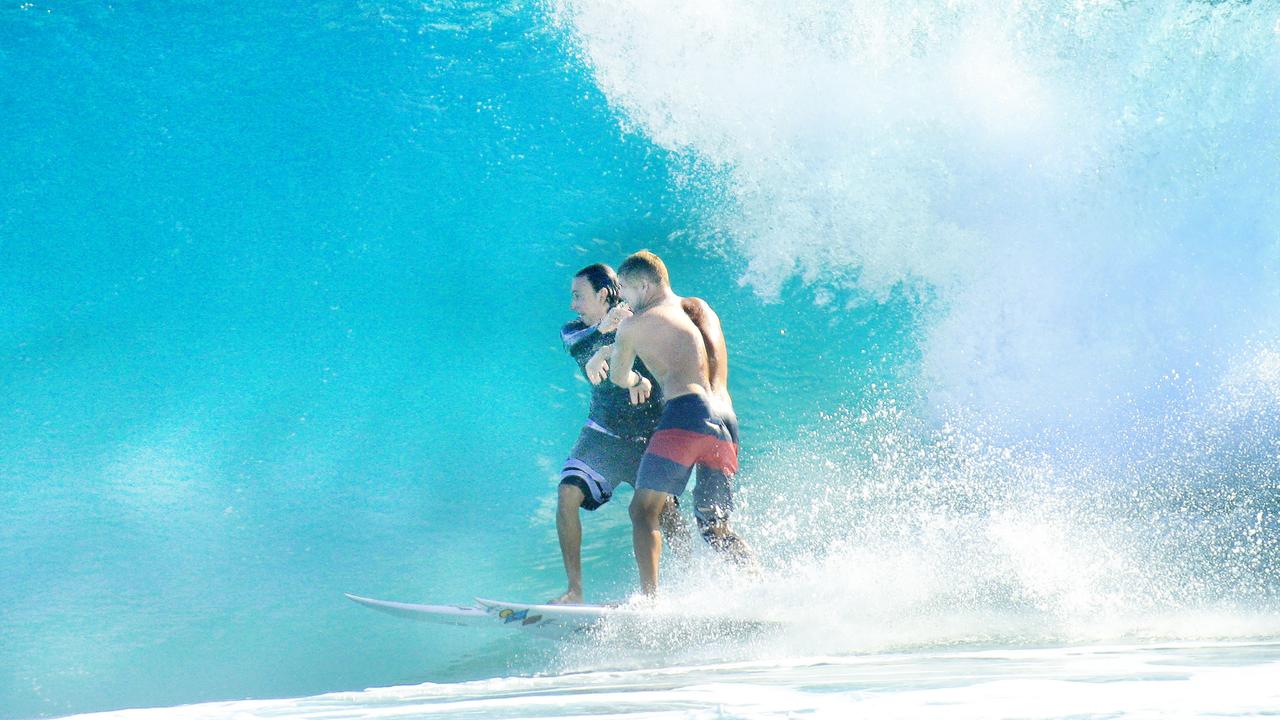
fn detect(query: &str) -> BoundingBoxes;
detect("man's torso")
[629,299,714,403]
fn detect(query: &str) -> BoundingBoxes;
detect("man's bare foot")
[623,591,659,607]
[549,589,584,605]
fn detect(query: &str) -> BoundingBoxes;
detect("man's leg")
[696,516,753,565]
[693,463,754,567]
[659,496,691,557]
[552,482,586,604]
[630,488,670,596]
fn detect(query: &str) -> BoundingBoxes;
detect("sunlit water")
[4,1,1278,718]
[60,641,1280,719]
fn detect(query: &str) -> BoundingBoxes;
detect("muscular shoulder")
[681,296,712,318]
[682,296,722,335]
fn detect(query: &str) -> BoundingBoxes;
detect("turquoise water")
[4,1,1279,718]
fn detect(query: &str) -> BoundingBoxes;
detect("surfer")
[554,263,688,605]
[609,250,752,596]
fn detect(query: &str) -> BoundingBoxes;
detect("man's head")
[617,250,670,307]
[570,263,620,325]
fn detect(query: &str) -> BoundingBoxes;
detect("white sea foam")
[516,387,1278,675]
[60,641,1280,719]
[541,2,1280,653]
[509,5,1280,693]
[549,0,1280,438]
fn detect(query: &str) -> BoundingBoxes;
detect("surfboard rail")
[344,593,598,635]
[346,593,786,637]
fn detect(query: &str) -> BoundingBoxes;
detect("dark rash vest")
[561,319,663,440]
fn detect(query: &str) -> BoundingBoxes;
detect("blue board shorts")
[635,394,739,525]
[560,422,648,510]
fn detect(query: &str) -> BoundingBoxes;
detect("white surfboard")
[347,592,784,640]
[474,597,785,636]
[344,593,602,636]
[344,594,493,626]
[474,596,628,626]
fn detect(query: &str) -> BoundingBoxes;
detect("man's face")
[618,274,644,308]
[570,276,609,325]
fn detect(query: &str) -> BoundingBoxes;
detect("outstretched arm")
[609,320,642,389]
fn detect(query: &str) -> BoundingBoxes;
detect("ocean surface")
[3,1,1279,718]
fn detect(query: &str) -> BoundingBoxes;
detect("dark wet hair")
[574,263,622,307]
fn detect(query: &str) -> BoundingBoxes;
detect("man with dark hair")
[609,250,751,596]
[554,263,686,604]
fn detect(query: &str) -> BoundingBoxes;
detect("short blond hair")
[618,250,670,287]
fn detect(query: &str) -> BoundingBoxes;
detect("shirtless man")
[608,250,751,595]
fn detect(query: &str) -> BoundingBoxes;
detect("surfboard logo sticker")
[500,609,528,624]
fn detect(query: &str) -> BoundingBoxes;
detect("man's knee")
[630,489,667,527]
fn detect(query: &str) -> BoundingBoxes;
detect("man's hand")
[585,346,610,384]
[596,304,633,334]
[629,376,652,405]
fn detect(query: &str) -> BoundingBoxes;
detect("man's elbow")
[608,367,629,387]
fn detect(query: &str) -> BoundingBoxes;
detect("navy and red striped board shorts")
[635,393,739,523]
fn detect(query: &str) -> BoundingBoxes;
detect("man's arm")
[682,297,728,391]
[585,345,610,384]
[609,320,643,389]
[609,322,652,404]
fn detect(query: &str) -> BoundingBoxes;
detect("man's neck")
[634,288,676,315]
